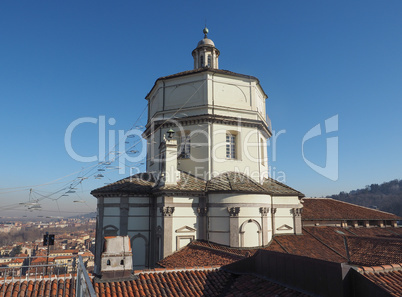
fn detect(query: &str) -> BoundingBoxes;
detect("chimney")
[100,236,133,279]
[160,136,180,186]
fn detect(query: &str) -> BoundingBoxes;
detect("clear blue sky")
[1,0,401,217]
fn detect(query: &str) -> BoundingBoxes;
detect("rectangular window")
[179,135,191,158]
[226,134,236,159]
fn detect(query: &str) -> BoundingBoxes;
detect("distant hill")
[327,179,402,218]
[68,212,96,219]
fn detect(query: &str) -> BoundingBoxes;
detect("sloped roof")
[346,236,402,266]
[301,198,401,221]
[206,172,268,194]
[157,226,402,269]
[0,278,76,297]
[262,177,304,197]
[158,241,244,268]
[91,172,156,196]
[92,171,304,197]
[94,269,311,297]
[361,268,402,297]
[91,171,206,196]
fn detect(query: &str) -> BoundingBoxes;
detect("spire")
[192,27,220,69]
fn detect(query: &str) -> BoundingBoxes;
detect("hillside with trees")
[327,179,402,218]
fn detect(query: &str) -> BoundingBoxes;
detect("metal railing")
[0,255,96,297]
[76,256,96,297]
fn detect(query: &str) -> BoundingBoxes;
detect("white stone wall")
[208,193,271,247]
[171,197,198,252]
[272,196,303,235]
[145,71,270,181]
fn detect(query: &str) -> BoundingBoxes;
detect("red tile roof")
[347,226,402,238]
[267,232,347,263]
[362,269,402,297]
[158,242,243,268]
[158,225,402,269]
[346,236,402,266]
[0,279,76,297]
[94,269,311,297]
[302,198,401,220]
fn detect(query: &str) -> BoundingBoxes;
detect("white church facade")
[91,28,304,275]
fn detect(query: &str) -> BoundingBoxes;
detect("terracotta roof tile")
[159,225,402,270]
[347,226,402,238]
[265,233,347,263]
[0,278,76,297]
[362,269,402,297]
[301,198,401,221]
[346,236,402,266]
[94,269,311,297]
[157,242,244,268]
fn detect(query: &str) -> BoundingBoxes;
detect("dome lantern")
[192,27,220,69]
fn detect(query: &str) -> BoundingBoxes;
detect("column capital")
[197,207,208,216]
[292,208,303,217]
[160,206,175,216]
[271,207,277,214]
[259,207,269,216]
[227,207,240,217]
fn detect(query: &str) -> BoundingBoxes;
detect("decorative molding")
[144,114,271,138]
[259,207,269,216]
[271,207,277,214]
[277,224,293,231]
[160,206,175,216]
[227,207,240,217]
[197,207,208,216]
[175,226,196,233]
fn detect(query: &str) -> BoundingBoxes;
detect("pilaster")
[227,207,240,247]
[292,208,303,235]
[259,207,269,245]
[271,207,277,236]
[160,206,175,257]
[119,197,129,235]
[197,200,208,240]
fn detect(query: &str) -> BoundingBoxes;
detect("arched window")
[200,56,204,67]
[207,55,212,67]
[120,259,124,265]
[106,259,111,265]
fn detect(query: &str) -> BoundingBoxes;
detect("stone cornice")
[143,114,271,138]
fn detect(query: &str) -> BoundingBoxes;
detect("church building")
[91,28,304,275]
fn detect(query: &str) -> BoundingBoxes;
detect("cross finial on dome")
[203,27,209,38]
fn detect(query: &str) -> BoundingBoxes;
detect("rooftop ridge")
[134,266,220,275]
[355,263,402,274]
[304,198,402,219]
